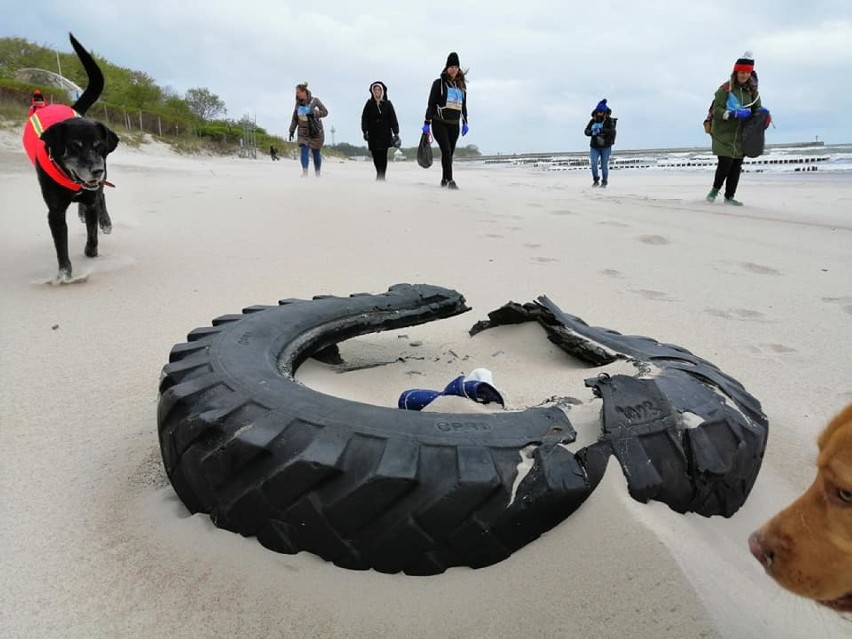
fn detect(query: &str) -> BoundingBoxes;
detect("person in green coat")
[706,52,762,206]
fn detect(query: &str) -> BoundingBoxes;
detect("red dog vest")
[22,105,82,192]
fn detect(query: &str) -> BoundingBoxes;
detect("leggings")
[431,120,460,181]
[371,148,389,177]
[713,156,743,199]
[300,145,322,170]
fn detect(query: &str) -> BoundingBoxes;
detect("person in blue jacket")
[422,52,469,190]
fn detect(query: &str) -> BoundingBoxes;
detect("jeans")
[300,145,322,171]
[713,156,743,199]
[590,146,611,182]
[431,120,460,181]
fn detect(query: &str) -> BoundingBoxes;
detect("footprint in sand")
[632,289,674,302]
[747,343,800,364]
[524,243,543,249]
[748,343,799,356]
[528,202,543,208]
[550,209,576,216]
[638,235,670,245]
[532,257,559,264]
[822,296,852,316]
[484,233,505,239]
[600,269,624,278]
[597,220,629,228]
[740,262,781,276]
[705,308,768,322]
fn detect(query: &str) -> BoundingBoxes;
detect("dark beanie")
[733,51,754,73]
[446,52,460,68]
[595,99,608,112]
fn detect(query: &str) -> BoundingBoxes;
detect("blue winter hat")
[595,99,608,112]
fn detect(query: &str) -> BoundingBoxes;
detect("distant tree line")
[0,36,284,151]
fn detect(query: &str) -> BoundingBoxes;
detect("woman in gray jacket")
[289,82,329,177]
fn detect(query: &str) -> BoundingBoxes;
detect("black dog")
[22,33,119,282]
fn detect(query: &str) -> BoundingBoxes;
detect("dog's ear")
[97,122,119,154]
[40,122,68,159]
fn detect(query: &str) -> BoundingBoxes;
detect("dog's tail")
[69,33,104,116]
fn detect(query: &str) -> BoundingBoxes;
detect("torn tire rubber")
[157,284,605,575]
[471,296,770,518]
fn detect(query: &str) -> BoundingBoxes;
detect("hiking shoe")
[447,180,459,190]
[706,188,719,202]
[724,197,743,206]
[592,179,600,187]
[440,179,448,188]
[601,181,607,188]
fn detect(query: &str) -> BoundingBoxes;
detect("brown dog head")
[750,403,852,611]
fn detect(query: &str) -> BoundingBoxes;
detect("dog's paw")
[50,269,88,285]
[84,243,98,258]
[99,211,112,234]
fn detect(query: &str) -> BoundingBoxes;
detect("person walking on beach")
[28,89,46,116]
[584,99,616,188]
[706,52,766,206]
[269,145,280,161]
[361,81,400,181]
[423,52,469,189]
[289,82,328,177]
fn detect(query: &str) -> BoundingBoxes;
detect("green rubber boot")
[706,187,719,202]
[724,197,743,206]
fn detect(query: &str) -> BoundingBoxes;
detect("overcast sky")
[3,1,850,154]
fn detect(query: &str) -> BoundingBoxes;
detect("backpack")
[704,82,730,134]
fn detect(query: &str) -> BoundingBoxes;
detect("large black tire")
[158,284,606,575]
[158,284,768,575]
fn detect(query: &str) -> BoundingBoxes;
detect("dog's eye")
[838,489,852,503]
[70,140,83,150]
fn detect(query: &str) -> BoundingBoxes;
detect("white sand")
[1,131,851,638]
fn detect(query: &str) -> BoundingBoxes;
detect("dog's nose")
[749,531,775,568]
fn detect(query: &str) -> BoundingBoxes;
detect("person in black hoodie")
[361,81,400,181]
[584,99,617,187]
[423,52,469,189]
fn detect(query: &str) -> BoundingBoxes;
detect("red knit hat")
[733,51,754,73]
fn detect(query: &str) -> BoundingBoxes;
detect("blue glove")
[591,122,603,135]
[731,108,751,119]
[461,122,469,136]
[422,124,430,134]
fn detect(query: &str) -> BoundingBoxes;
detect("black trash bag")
[417,132,433,168]
[742,112,769,158]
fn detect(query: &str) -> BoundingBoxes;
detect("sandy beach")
[1,132,851,638]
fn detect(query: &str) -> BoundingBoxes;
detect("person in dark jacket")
[706,52,768,206]
[361,81,400,181]
[584,99,617,187]
[423,52,469,190]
